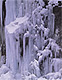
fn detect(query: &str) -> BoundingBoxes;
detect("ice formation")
[5,0,45,25]
[0,0,62,80]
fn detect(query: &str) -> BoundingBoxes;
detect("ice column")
[36,31,41,49]
[9,34,18,73]
[29,35,34,61]
[23,32,29,75]
[5,29,10,67]
[48,4,53,36]
[52,13,55,34]
[5,0,16,25]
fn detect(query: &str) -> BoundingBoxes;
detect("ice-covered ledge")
[6,16,29,34]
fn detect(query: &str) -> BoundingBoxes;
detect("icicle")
[52,13,55,34]
[23,31,29,75]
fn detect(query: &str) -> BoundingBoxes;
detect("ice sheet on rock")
[29,59,41,77]
[43,71,62,80]
[0,71,16,80]
[54,72,61,79]
[51,58,62,72]
[15,73,23,80]
[0,65,9,76]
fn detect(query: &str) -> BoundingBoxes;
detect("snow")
[38,49,52,58]
[0,65,9,75]
[0,64,62,80]
[26,74,37,80]
[34,45,38,52]
[54,72,61,79]
[38,77,47,80]
[49,0,62,5]
[6,16,29,34]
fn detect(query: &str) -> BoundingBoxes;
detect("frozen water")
[1,0,62,80]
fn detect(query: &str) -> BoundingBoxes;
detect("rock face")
[5,0,62,79]
[53,6,62,47]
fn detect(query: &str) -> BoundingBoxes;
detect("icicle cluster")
[5,0,62,80]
